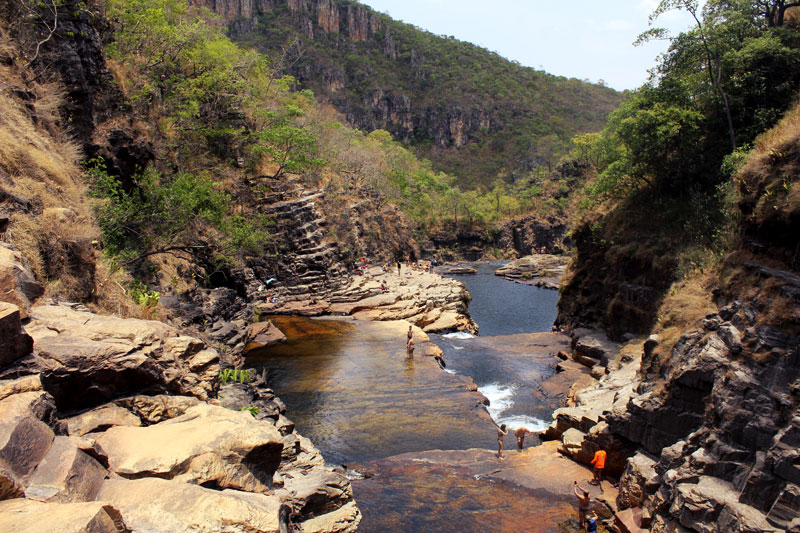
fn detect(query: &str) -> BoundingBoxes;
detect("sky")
[358,0,700,91]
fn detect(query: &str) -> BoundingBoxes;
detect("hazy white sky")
[358,0,698,91]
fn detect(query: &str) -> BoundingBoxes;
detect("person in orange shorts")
[590,448,606,490]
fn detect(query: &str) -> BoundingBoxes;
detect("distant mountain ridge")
[191,0,624,188]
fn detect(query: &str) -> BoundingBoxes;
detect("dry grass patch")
[649,271,718,370]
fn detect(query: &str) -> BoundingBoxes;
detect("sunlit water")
[434,261,562,432]
[246,264,569,532]
[246,316,497,466]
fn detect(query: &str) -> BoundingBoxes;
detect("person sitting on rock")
[573,481,591,528]
[407,325,413,342]
[514,427,532,450]
[496,423,509,458]
[590,448,606,490]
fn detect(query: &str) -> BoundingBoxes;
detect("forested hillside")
[192,0,623,189]
[558,0,800,336]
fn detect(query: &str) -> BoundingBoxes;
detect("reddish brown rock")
[244,320,287,354]
[25,435,108,503]
[0,499,126,532]
[0,303,33,368]
[0,244,44,318]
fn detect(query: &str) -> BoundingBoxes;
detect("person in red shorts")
[590,448,606,490]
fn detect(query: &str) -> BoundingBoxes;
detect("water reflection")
[246,316,497,466]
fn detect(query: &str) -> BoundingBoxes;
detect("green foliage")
[238,406,260,417]
[86,158,271,266]
[243,1,622,189]
[218,368,254,386]
[127,280,160,307]
[584,0,800,207]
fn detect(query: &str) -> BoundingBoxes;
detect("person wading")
[515,427,532,450]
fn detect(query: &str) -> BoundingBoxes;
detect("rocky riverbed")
[256,264,477,334]
[495,254,569,290]
[0,244,360,533]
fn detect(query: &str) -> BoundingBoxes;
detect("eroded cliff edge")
[547,105,800,531]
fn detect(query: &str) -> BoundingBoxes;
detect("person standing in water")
[496,424,509,458]
[573,481,591,529]
[515,427,532,450]
[406,337,414,358]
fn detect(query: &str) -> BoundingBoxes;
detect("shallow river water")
[246,262,577,532]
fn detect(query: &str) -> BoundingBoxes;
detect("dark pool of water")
[443,261,559,336]
[434,262,564,432]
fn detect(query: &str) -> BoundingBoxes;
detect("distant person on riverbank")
[496,424,509,458]
[590,448,606,490]
[406,337,414,358]
[573,481,591,528]
[397,261,401,275]
[586,511,598,533]
[514,427,532,450]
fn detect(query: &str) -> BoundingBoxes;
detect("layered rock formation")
[546,302,800,532]
[0,249,360,532]
[495,254,569,290]
[256,264,477,334]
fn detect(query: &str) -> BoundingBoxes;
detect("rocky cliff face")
[547,107,800,532]
[189,0,621,187]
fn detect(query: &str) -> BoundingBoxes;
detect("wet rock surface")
[352,442,616,532]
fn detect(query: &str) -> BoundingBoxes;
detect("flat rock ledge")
[495,254,569,290]
[0,303,361,533]
[256,265,478,334]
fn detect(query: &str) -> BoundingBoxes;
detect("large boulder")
[96,477,280,533]
[0,498,126,532]
[24,436,107,503]
[0,392,57,499]
[95,403,284,493]
[65,404,142,437]
[0,244,44,318]
[244,320,287,354]
[23,304,220,410]
[0,304,33,368]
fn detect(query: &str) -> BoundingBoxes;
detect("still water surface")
[246,263,566,531]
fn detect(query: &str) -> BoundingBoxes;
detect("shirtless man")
[406,338,414,358]
[514,427,532,450]
[573,481,591,530]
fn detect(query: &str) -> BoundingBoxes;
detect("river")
[246,262,577,531]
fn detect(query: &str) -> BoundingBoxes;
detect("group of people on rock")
[572,448,607,532]
[496,422,608,532]
[495,424,533,458]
